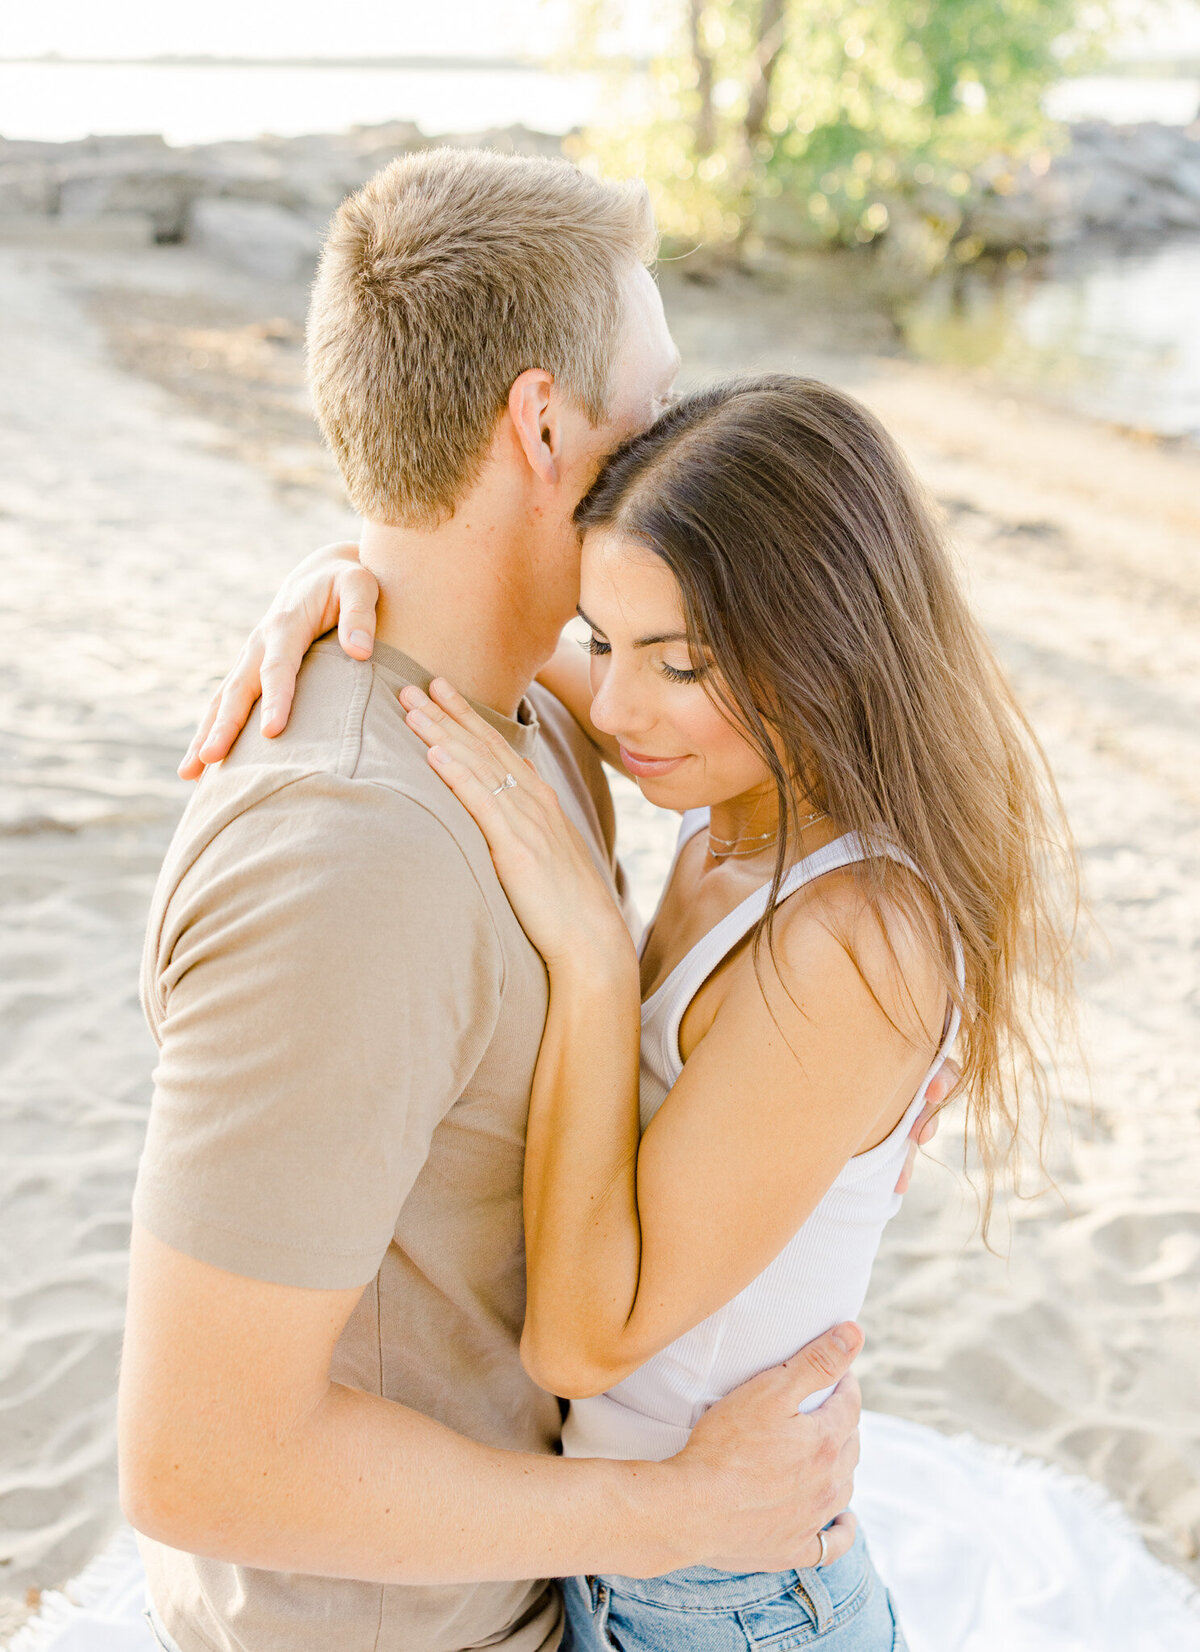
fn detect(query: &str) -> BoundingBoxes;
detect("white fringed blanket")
[10,1413,1200,1652]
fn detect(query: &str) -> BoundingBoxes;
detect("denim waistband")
[591,1527,866,1614]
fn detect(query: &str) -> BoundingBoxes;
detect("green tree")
[565,0,1108,266]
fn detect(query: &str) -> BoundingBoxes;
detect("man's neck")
[359,513,565,719]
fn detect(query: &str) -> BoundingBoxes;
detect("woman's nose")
[589,661,647,738]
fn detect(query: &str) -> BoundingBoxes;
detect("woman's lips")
[619,745,688,778]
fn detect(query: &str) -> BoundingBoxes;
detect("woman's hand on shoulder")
[179,542,379,779]
[402,678,636,973]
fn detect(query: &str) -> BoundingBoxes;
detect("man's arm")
[120,1224,863,1582]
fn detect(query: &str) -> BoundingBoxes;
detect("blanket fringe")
[6,1528,142,1652]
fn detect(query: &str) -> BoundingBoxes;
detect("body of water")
[0,60,615,146]
[900,238,1200,443]
[0,60,1195,147]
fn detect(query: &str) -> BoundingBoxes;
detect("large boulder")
[0,161,57,214]
[0,134,175,223]
[966,120,1200,251]
[271,123,427,212]
[188,196,324,282]
[1169,153,1200,205]
[57,159,201,242]
[184,140,306,211]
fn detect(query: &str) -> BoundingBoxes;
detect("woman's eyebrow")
[576,605,688,649]
[634,631,689,647]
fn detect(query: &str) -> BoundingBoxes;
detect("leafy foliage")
[564,0,1110,263]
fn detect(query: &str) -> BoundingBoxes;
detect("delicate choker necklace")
[707,809,827,860]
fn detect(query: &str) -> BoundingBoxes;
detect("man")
[120,147,898,1652]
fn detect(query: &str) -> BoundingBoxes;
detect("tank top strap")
[645,824,965,1089]
[645,830,884,1087]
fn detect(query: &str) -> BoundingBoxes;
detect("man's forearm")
[129,1377,690,1585]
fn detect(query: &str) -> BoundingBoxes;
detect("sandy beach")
[0,216,1197,1639]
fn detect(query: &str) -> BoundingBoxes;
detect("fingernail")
[349,630,372,653]
[830,1324,860,1354]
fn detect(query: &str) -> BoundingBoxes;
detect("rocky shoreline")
[967,118,1200,248]
[2,116,1200,282]
[0,122,562,280]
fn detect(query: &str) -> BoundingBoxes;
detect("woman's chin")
[632,772,707,811]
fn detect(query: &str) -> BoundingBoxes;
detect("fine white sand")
[0,229,1197,1639]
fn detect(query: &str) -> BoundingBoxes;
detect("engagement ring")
[490,773,518,796]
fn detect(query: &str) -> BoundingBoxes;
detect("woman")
[192,376,1075,1650]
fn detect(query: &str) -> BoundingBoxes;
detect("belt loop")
[794,1564,835,1633]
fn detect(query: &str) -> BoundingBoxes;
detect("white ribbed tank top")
[561,810,963,1463]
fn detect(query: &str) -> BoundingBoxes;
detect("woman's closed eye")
[580,629,702,683]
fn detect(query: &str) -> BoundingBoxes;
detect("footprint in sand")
[1087,1207,1200,1284]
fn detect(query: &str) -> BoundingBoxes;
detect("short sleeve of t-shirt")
[133,773,504,1289]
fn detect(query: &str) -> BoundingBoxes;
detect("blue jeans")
[144,1601,184,1651]
[560,1528,906,1652]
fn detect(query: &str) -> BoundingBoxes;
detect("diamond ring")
[490,773,518,796]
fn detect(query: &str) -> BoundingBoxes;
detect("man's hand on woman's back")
[665,1321,863,1576]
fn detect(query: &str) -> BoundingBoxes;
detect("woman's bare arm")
[520,880,943,1398]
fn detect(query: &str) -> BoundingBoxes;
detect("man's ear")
[507,368,560,486]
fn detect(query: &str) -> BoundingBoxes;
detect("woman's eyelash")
[580,633,699,683]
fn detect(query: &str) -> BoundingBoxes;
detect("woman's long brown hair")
[576,375,1078,1230]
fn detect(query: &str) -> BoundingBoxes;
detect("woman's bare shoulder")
[767,856,947,1045]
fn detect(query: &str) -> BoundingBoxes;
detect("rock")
[965,120,1200,252]
[1076,170,1141,231]
[441,124,565,159]
[0,162,57,215]
[1,133,168,164]
[188,197,324,282]
[873,198,956,289]
[185,142,313,212]
[1169,156,1200,205]
[57,158,201,242]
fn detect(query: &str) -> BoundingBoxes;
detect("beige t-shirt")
[133,639,629,1652]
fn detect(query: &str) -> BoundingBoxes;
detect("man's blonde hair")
[307,147,658,526]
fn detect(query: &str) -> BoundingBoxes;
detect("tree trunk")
[689,0,718,156]
[744,0,787,152]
